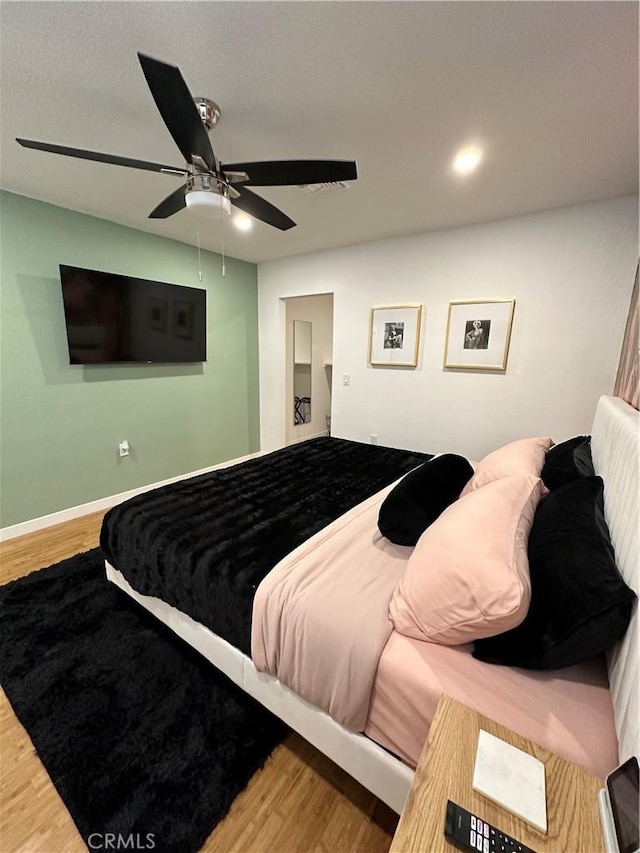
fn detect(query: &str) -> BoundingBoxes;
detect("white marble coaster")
[472,729,547,833]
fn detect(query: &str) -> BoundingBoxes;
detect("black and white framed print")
[369,304,422,367]
[444,299,515,370]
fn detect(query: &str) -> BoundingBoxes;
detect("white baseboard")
[286,430,330,446]
[0,450,266,542]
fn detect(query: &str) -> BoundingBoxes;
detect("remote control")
[444,800,537,853]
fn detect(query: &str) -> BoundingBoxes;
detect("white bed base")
[106,563,414,814]
[105,394,639,814]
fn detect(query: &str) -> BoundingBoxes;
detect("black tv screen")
[59,264,207,364]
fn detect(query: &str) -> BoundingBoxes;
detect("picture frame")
[444,299,515,371]
[173,300,194,340]
[369,303,423,368]
[147,297,168,332]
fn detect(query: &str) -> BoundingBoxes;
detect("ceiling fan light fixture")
[185,190,231,217]
[16,54,356,232]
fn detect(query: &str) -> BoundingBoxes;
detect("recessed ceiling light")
[233,213,253,232]
[452,147,483,176]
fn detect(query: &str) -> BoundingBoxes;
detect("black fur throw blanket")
[101,437,430,654]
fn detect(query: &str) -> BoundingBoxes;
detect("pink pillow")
[389,475,547,645]
[460,437,553,497]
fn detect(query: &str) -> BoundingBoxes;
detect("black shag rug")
[0,549,288,853]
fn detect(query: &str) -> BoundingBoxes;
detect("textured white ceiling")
[1,1,637,264]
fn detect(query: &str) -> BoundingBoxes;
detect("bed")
[102,395,639,815]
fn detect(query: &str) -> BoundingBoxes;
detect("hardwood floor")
[0,514,398,853]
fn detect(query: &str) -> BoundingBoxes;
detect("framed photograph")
[369,303,423,367]
[444,299,515,370]
[148,297,168,332]
[173,300,194,340]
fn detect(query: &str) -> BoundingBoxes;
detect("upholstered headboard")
[591,395,639,764]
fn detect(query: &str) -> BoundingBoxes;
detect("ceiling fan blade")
[148,184,188,219]
[138,53,216,172]
[231,186,295,231]
[221,160,357,187]
[16,138,186,175]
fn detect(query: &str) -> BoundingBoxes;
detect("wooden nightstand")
[390,695,605,853]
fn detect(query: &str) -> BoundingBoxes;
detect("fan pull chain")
[196,228,203,283]
[220,206,226,278]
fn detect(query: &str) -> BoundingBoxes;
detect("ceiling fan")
[16,52,358,231]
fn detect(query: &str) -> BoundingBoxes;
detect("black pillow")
[473,476,636,670]
[378,453,474,546]
[541,435,594,490]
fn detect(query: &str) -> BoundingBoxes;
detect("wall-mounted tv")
[59,264,207,364]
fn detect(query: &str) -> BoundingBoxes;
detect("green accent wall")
[0,191,260,528]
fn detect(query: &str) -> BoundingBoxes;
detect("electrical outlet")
[118,440,130,458]
[370,434,378,445]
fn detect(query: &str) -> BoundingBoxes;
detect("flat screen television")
[59,264,207,364]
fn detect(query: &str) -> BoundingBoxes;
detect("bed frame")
[106,395,639,814]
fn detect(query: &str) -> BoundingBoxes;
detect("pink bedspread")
[253,476,619,781]
[252,481,412,730]
[365,631,619,781]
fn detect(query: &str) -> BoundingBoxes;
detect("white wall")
[259,197,638,459]
[285,294,334,444]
